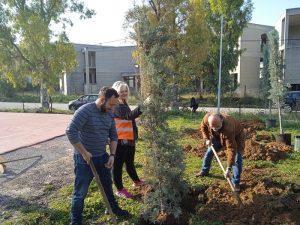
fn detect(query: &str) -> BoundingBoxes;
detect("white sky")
[65,0,300,46]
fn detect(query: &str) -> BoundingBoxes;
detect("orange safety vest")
[114,118,134,140]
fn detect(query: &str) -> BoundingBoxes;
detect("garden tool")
[89,160,117,225]
[0,155,42,174]
[211,145,244,208]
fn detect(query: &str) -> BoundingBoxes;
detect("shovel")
[211,145,244,208]
[89,160,117,225]
[0,155,42,174]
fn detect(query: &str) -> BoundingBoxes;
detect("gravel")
[0,135,74,210]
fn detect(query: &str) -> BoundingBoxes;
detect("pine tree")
[126,1,187,223]
[268,30,287,134]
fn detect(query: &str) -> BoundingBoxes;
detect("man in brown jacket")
[195,112,245,191]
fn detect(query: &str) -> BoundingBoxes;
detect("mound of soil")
[134,166,300,225]
[183,119,292,161]
[196,166,300,225]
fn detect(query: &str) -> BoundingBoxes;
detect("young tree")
[126,0,209,108]
[0,0,95,108]
[203,0,253,94]
[126,1,187,223]
[268,30,287,134]
[260,44,271,100]
[260,43,274,120]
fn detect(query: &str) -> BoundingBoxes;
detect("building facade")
[234,7,300,97]
[63,8,300,97]
[61,44,139,95]
[233,23,274,96]
[276,7,300,91]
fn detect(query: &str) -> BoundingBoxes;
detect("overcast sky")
[64,0,300,46]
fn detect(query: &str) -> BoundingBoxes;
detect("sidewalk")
[0,112,72,154]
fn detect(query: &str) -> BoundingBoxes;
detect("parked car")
[283,91,300,112]
[68,94,98,110]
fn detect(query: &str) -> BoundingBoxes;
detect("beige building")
[276,7,300,91]
[233,23,274,96]
[234,7,300,97]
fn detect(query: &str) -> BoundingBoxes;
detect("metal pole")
[211,145,243,208]
[217,16,224,113]
[89,161,117,225]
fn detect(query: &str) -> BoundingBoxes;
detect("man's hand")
[82,151,92,165]
[205,139,211,146]
[224,167,231,178]
[105,155,115,168]
[143,96,151,105]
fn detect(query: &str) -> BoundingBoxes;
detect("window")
[88,51,96,67]
[83,70,96,84]
[232,73,238,89]
[89,68,96,84]
[260,34,267,52]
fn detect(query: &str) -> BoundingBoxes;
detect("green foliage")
[267,30,288,134]
[125,0,210,107]
[260,44,271,100]
[0,76,16,97]
[203,0,253,93]
[140,46,187,222]
[268,30,287,102]
[127,2,189,221]
[0,0,95,108]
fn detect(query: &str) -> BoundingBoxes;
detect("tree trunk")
[277,97,283,134]
[40,81,49,109]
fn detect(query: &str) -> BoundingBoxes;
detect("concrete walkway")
[0,112,72,154]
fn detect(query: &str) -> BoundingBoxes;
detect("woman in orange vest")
[112,81,144,199]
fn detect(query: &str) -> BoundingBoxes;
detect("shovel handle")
[211,145,244,208]
[89,160,117,225]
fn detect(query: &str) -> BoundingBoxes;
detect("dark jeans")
[113,143,140,190]
[201,137,243,185]
[71,153,118,224]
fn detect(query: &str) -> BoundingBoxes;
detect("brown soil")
[137,166,300,225]
[183,119,292,162]
[196,165,300,225]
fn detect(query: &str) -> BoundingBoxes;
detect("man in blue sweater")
[66,87,129,225]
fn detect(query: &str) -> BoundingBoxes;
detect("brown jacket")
[200,113,245,167]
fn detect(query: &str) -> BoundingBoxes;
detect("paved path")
[0,102,68,110]
[0,112,72,154]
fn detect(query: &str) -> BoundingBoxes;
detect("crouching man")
[195,112,245,192]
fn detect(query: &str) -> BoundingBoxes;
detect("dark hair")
[99,86,119,99]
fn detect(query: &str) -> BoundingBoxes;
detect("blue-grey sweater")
[66,102,118,157]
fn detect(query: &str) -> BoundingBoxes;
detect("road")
[0,102,68,110]
[0,101,272,114]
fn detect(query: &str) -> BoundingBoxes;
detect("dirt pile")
[183,119,292,161]
[196,166,300,225]
[131,166,300,225]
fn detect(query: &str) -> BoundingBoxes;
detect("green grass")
[1,110,300,225]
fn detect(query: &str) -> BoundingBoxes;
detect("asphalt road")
[0,102,68,110]
[0,101,272,114]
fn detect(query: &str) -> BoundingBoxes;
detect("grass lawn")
[2,111,300,225]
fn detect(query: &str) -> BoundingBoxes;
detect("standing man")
[66,87,129,225]
[195,112,245,192]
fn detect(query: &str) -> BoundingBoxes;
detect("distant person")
[66,87,129,225]
[195,112,245,192]
[190,97,198,113]
[112,81,144,199]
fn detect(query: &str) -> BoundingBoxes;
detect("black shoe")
[112,207,130,217]
[195,171,208,177]
[69,222,81,225]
